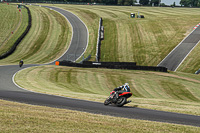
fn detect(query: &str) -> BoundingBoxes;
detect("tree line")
[5,0,200,7]
[64,0,138,5]
[180,0,200,7]
[62,0,200,7]
[140,0,200,7]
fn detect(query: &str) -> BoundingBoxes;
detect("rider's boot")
[126,100,131,103]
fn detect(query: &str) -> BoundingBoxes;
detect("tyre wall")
[56,60,168,72]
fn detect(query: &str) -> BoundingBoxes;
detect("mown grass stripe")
[0,5,71,64]
[22,9,50,60]
[0,4,28,56]
[161,80,200,102]
[100,19,118,62]
[1,7,22,47]
[1,99,200,132]
[0,4,20,45]
[15,65,200,115]
[3,4,200,72]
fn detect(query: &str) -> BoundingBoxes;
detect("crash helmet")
[125,83,129,86]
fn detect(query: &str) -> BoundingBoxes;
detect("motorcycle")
[104,91,132,107]
[19,60,23,67]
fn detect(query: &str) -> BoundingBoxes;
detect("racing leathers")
[113,84,130,99]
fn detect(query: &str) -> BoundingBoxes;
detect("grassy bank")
[0,5,71,64]
[50,4,200,73]
[15,65,200,116]
[2,4,200,131]
[0,99,199,132]
[0,3,28,55]
[177,41,200,73]
[51,4,99,61]
[0,4,17,45]
[1,4,199,73]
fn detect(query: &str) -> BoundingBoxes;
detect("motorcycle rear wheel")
[115,97,126,107]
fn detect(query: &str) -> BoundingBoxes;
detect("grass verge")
[49,4,200,73]
[15,65,200,116]
[2,4,199,73]
[0,99,200,132]
[52,4,99,61]
[0,5,71,64]
[0,3,28,55]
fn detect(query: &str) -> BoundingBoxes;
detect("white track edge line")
[157,26,198,67]
[174,40,200,72]
[12,66,101,104]
[11,5,96,103]
[44,6,89,64]
[44,6,74,64]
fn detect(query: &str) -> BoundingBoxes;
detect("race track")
[43,6,88,62]
[158,25,200,71]
[0,6,200,127]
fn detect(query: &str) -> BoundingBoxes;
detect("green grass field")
[0,3,28,56]
[1,3,200,132]
[0,5,71,64]
[15,65,200,116]
[1,99,199,132]
[52,4,200,73]
[1,4,200,73]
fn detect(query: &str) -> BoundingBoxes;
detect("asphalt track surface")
[43,6,88,62]
[158,26,200,71]
[0,6,200,127]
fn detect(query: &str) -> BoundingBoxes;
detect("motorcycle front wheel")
[104,97,111,105]
[115,97,126,107]
[19,63,23,67]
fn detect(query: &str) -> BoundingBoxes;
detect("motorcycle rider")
[19,59,24,67]
[113,83,130,99]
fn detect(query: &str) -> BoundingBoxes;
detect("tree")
[197,0,200,7]
[191,0,200,6]
[139,0,149,5]
[116,0,137,5]
[117,0,124,5]
[180,0,191,6]
[173,2,176,6]
[150,0,160,6]
[132,0,137,5]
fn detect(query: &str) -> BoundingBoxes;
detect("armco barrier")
[56,61,168,72]
[83,61,136,66]
[95,18,103,62]
[0,5,31,59]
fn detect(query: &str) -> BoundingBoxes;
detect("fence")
[56,61,168,72]
[96,18,103,62]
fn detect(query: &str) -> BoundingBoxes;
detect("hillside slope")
[0,5,71,64]
[54,5,200,73]
[0,3,28,56]
[15,65,200,116]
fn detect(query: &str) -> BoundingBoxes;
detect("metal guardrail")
[96,17,103,62]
